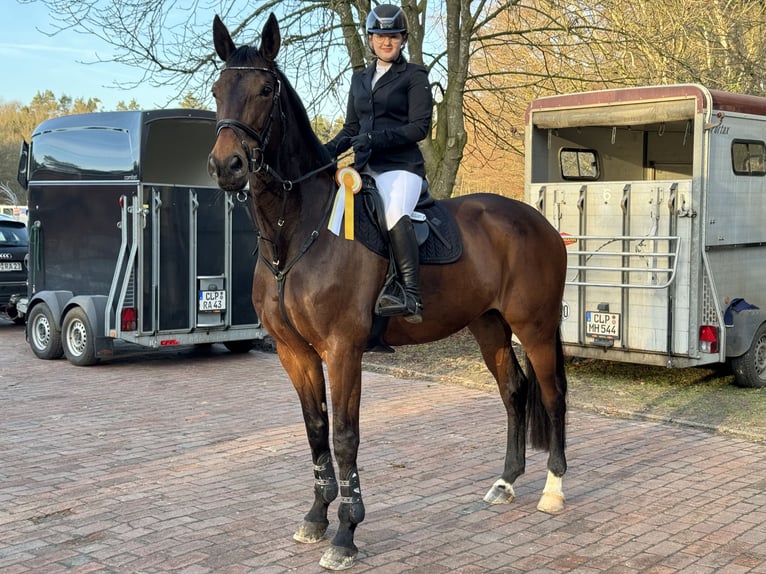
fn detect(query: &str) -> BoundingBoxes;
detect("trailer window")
[560,148,599,180]
[732,140,766,176]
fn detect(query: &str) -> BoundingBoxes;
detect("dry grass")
[362,328,766,443]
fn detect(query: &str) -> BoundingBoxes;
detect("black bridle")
[215,65,283,180]
[215,65,334,191]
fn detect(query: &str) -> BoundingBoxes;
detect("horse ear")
[213,15,236,62]
[258,13,281,62]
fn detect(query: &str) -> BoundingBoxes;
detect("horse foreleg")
[294,450,339,544]
[469,315,528,505]
[276,343,338,544]
[319,350,365,571]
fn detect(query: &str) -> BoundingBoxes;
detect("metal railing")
[564,234,681,289]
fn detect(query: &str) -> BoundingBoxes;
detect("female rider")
[325,4,433,324]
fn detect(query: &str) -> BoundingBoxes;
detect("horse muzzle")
[207,150,249,192]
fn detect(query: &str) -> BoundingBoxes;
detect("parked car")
[0,214,28,325]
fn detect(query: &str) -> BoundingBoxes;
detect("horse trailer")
[17,109,268,365]
[525,83,766,388]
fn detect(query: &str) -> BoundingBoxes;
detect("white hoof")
[483,478,515,504]
[537,491,565,514]
[537,470,565,514]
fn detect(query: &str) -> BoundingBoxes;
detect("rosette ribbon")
[328,167,362,240]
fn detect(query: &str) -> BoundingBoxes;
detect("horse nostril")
[229,155,244,174]
[207,155,219,178]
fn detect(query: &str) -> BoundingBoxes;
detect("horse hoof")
[293,520,329,544]
[319,544,357,570]
[483,479,515,504]
[537,492,565,514]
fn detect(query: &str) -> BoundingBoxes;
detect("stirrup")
[403,301,423,324]
[376,287,422,323]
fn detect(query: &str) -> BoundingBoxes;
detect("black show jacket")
[327,56,433,178]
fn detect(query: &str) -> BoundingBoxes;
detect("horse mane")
[276,68,336,169]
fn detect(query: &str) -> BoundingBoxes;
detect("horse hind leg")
[524,329,568,514]
[468,313,528,505]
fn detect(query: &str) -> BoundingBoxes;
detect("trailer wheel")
[28,303,64,360]
[62,307,98,366]
[732,323,766,388]
[224,340,255,354]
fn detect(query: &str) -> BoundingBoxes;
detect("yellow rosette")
[328,167,362,240]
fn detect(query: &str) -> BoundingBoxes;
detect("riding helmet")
[366,4,408,36]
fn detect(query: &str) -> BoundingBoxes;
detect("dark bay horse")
[208,13,568,571]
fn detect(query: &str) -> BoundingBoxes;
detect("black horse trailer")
[17,109,267,365]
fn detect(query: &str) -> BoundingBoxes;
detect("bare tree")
[600,0,766,94]
[0,183,19,205]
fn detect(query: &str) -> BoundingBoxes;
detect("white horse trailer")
[525,84,766,387]
[17,109,268,365]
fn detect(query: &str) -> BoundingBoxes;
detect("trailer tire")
[62,307,98,366]
[28,303,64,360]
[732,323,766,388]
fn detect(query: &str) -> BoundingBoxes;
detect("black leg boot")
[377,216,423,323]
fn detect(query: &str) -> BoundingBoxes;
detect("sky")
[1,1,181,110]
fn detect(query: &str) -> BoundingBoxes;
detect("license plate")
[0,262,21,272]
[199,290,226,311]
[585,311,620,339]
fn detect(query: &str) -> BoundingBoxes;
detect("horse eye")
[261,84,273,97]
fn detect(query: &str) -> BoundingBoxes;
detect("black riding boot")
[378,216,423,323]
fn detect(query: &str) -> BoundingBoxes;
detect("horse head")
[208,14,284,192]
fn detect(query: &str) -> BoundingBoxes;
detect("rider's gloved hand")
[324,136,350,158]
[350,133,373,154]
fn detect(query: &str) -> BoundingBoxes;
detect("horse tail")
[526,328,567,451]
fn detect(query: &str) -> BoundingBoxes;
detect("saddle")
[353,175,463,353]
[354,175,463,264]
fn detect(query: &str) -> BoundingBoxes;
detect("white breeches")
[368,169,422,230]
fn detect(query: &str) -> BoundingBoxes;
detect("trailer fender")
[63,295,109,338]
[27,291,75,329]
[724,308,766,358]
[62,295,112,357]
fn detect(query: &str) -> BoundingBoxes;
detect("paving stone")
[1,324,766,572]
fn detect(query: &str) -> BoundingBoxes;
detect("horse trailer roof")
[26,109,217,186]
[525,83,766,128]
[30,108,215,138]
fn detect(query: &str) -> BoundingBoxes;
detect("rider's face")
[369,33,404,62]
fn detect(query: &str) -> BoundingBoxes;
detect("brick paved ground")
[1,320,766,573]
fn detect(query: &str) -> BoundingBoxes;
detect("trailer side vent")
[699,325,719,353]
